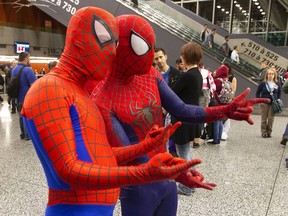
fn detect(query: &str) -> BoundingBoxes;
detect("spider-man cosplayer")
[90,15,270,216]
[20,7,200,216]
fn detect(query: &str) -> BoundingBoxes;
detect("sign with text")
[30,0,111,26]
[14,42,30,54]
[233,39,287,73]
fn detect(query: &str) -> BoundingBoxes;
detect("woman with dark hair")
[171,43,203,195]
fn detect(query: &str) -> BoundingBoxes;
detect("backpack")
[215,78,235,104]
[6,65,26,98]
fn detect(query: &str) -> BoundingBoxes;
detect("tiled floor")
[1,94,288,216]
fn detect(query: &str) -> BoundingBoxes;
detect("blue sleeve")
[26,68,37,85]
[110,113,132,147]
[277,81,281,99]
[158,78,206,124]
[256,82,264,98]
[111,113,149,164]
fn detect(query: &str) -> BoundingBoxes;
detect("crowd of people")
[0,7,286,216]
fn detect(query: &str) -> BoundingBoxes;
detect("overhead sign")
[14,42,30,54]
[30,0,117,27]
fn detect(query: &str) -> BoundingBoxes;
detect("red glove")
[112,122,181,165]
[205,88,270,124]
[175,169,217,190]
[138,153,202,181]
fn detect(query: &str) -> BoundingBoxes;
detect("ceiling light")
[242,10,246,13]
[239,7,242,10]
[260,9,263,12]
[217,5,221,9]
[226,11,229,14]
[255,2,259,5]
[234,1,237,3]
[261,12,265,15]
[253,0,257,2]
[221,8,225,11]
[257,6,261,9]
[235,4,240,7]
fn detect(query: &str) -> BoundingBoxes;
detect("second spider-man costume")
[91,14,269,216]
[20,7,201,216]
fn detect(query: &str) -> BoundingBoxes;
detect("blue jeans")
[18,102,29,139]
[175,142,194,195]
[213,120,223,144]
[283,123,288,138]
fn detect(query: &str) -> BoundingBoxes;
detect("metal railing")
[117,0,261,79]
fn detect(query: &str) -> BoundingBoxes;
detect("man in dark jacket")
[251,61,268,83]
[154,47,181,156]
[154,47,180,88]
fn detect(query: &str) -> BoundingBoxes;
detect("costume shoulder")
[149,66,164,81]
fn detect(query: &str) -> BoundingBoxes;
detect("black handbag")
[266,83,283,113]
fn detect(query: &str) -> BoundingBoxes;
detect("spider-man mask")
[113,15,156,76]
[59,7,119,81]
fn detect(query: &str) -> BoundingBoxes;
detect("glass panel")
[214,0,230,31]
[249,0,267,33]
[231,0,250,33]
[198,1,214,22]
[183,2,196,14]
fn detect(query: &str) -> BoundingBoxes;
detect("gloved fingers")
[234,112,254,125]
[169,122,182,136]
[150,152,175,166]
[196,182,217,190]
[167,159,202,177]
[246,98,270,106]
[165,157,187,166]
[233,88,250,102]
[190,169,204,181]
[236,105,253,113]
[148,124,171,137]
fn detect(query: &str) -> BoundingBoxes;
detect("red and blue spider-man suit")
[20,7,200,216]
[90,14,270,216]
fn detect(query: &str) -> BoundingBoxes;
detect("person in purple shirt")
[11,52,36,140]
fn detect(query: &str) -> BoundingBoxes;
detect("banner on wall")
[233,39,287,73]
[30,0,115,27]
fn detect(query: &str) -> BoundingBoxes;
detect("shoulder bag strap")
[265,83,276,101]
[16,65,27,80]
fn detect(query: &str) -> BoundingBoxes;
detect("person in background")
[11,52,36,140]
[48,61,57,72]
[256,68,281,138]
[251,61,268,84]
[222,36,231,57]
[198,62,216,144]
[5,61,17,112]
[200,24,209,43]
[231,45,240,64]
[154,47,181,156]
[171,43,203,195]
[204,28,216,48]
[209,65,230,144]
[221,63,237,140]
[176,58,185,72]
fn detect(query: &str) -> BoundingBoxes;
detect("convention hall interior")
[0,0,288,215]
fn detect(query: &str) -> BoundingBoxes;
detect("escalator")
[31,0,288,106]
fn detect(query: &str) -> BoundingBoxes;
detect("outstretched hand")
[141,122,181,152]
[226,88,270,124]
[175,169,217,190]
[142,153,202,180]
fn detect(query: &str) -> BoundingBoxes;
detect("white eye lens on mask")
[131,32,150,56]
[94,19,112,44]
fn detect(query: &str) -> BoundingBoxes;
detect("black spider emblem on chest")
[129,92,161,131]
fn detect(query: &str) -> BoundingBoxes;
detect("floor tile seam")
[265,146,286,216]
